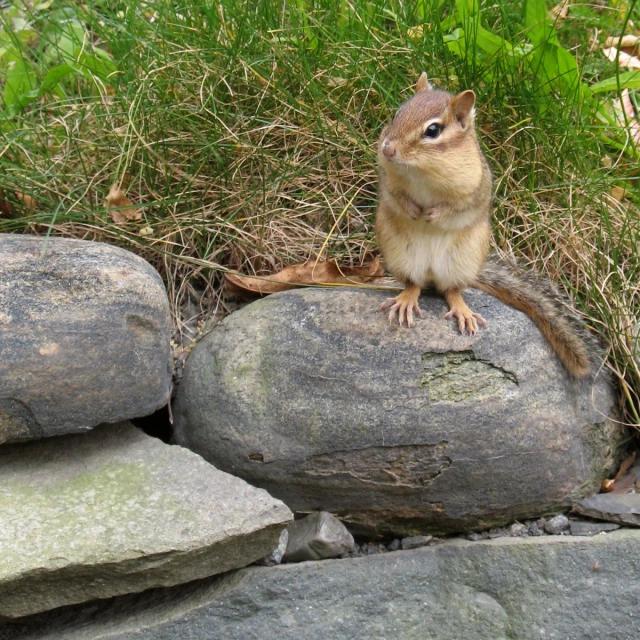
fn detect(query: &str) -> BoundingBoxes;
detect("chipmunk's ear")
[415,72,432,93]
[451,90,476,128]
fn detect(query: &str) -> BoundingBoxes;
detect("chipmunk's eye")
[423,123,443,139]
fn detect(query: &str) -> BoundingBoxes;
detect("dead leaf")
[16,191,36,212]
[611,473,637,494]
[611,186,627,202]
[604,35,640,54]
[105,184,142,223]
[602,47,640,70]
[614,451,637,481]
[601,451,637,494]
[550,1,570,21]
[593,561,599,571]
[326,76,348,88]
[621,89,640,145]
[225,256,383,296]
[407,25,424,40]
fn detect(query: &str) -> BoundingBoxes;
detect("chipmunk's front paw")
[379,287,422,327]
[423,206,442,222]
[444,307,487,336]
[406,200,423,220]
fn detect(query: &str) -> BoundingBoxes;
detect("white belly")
[385,223,479,291]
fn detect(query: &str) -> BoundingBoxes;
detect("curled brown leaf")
[105,184,142,223]
[16,191,36,212]
[604,35,640,54]
[602,47,640,70]
[550,1,570,21]
[225,256,383,296]
[614,451,637,481]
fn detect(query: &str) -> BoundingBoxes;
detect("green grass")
[1,0,640,424]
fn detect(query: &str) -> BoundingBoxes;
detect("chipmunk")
[376,72,591,378]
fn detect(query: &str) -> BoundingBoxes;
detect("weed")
[0,0,639,424]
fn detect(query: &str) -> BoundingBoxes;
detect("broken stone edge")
[5,529,640,640]
[0,522,289,621]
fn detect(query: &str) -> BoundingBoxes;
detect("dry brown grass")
[1,0,639,426]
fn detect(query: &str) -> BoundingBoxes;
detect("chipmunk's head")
[379,72,478,173]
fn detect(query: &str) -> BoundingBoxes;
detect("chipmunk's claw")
[444,308,486,336]
[380,288,422,327]
[443,289,486,336]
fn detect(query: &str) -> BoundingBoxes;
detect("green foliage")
[438,0,640,156]
[443,0,638,120]
[591,71,640,94]
[0,1,116,117]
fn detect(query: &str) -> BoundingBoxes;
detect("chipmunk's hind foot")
[380,284,422,327]
[444,289,486,336]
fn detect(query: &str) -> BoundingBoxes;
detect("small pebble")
[341,514,583,560]
[365,544,386,555]
[544,514,569,535]
[283,511,355,563]
[386,538,401,552]
[466,531,490,541]
[401,535,432,550]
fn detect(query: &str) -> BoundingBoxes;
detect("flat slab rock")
[575,493,640,526]
[0,234,172,444]
[569,520,620,536]
[0,422,292,619]
[6,529,639,640]
[173,288,623,537]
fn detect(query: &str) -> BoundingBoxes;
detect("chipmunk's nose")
[382,140,396,158]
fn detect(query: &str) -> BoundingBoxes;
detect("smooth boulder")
[0,422,292,618]
[7,530,640,640]
[173,288,623,537]
[0,234,172,444]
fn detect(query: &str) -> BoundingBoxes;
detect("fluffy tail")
[472,257,591,378]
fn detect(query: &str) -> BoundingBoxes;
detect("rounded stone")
[544,514,570,535]
[0,234,172,444]
[173,287,623,537]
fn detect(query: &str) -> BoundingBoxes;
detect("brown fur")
[376,73,591,378]
[474,258,591,378]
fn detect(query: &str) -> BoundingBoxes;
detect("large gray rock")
[0,234,172,444]
[173,288,622,537]
[6,529,639,640]
[0,422,292,619]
